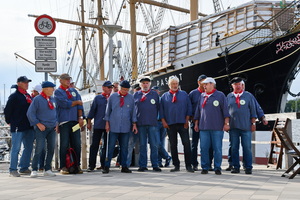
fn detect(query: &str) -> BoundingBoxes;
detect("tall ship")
[26,0,300,114]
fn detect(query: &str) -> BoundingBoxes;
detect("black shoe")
[201,170,208,174]
[87,168,94,172]
[193,166,199,171]
[153,167,162,172]
[225,165,233,171]
[165,157,172,167]
[231,168,240,174]
[137,167,148,172]
[170,167,180,172]
[215,170,222,175]
[186,166,194,173]
[159,164,164,168]
[102,167,109,174]
[121,167,132,173]
[245,169,252,174]
[208,167,214,171]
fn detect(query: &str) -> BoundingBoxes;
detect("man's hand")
[78,118,84,128]
[223,124,230,132]
[55,124,60,133]
[161,119,169,129]
[132,124,138,134]
[194,124,199,132]
[105,121,110,133]
[37,123,46,131]
[87,122,92,131]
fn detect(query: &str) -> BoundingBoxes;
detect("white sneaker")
[44,170,56,177]
[30,171,38,178]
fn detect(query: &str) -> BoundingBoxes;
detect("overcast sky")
[0,0,299,108]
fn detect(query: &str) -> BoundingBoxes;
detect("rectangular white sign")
[34,36,56,48]
[35,61,57,72]
[35,49,56,60]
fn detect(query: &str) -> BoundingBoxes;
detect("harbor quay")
[1,156,300,200]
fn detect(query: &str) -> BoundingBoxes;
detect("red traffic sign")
[34,15,56,36]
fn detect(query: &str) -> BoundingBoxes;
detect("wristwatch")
[79,116,84,119]
[252,123,256,125]
[225,123,229,125]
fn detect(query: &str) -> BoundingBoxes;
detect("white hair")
[168,76,179,86]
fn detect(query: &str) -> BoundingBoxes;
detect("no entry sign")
[34,15,56,36]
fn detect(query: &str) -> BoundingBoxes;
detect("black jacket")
[4,87,33,132]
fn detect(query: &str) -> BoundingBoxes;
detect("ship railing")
[145,1,300,74]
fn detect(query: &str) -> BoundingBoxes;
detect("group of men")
[4,73,84,177]
[4,72,266,177]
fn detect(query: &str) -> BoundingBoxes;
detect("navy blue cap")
[139,77,151,82]
[17,76,32,83]
[120,80,131,88]
[103,81,113,87]
[230,77,244,84]
[197,74,207,81]
[41,81,56,88]
[151,86,159,90]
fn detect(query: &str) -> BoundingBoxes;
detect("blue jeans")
[105,132,130,168]
[59,121,81,168]
[89,129,107,169]
[9,129,35,172]
[230,128,252,170]
[157,121,170,164]
[127,132,139,167]
[32,126,56,171]
[138,125,159,168]
[38,148,46,170]
[200,130,224,171]
[167,124,192,168]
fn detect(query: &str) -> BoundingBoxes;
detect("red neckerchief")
[18,87,32,104]
[169,89,178,103]
[234,90,243,108]
[197,87,204,93]
[202,89,216,108]
[40,91,54,110]
[140,89,150,102]
[102,92,110,99]
[118,91,128,107]
[60,85,72,99]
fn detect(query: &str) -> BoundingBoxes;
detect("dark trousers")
[59,121,81,168]
[89,129,107,169]
[167,123,192,169]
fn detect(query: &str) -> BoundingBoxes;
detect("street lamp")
[100,25,122,82]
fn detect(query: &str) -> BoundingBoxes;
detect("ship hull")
[151,31,300,114]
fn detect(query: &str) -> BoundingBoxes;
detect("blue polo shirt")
[189,88,202,116]
[160,90,192,125]
[134,90,160,126]
[253,97,265,119]
[27,95,57,128]
[104,92,137,133]
[54,87,83,123]
[227,91,257,131]
[194,90,230,131]
[87,94,107,129]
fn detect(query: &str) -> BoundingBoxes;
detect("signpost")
[34,15,57,81]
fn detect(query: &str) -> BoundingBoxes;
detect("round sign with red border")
[34,15,56,36]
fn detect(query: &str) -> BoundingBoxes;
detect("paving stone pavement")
[1,158,300,200]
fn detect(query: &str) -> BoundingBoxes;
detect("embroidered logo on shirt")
[151,99,156,104]
[240,100,246,105]
[72,92,76,97]
[213,100,219,107]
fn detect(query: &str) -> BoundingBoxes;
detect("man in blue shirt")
[227,77,257,174]
[152,86,172,168]
[86,81,113,172]
[189,74,213,171]
[134,77,161,172]
[27,81,57,178]
[194,77,230,175]
[160,76,194,173]
[4,76,35,177]
[54,73,84,174]
[102,80,138,174]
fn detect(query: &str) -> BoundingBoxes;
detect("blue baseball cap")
[103,81,113,87]
[197,74,207,81]
[41,81,56,88]
[120,80,131,88]
[17,76,32,83]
